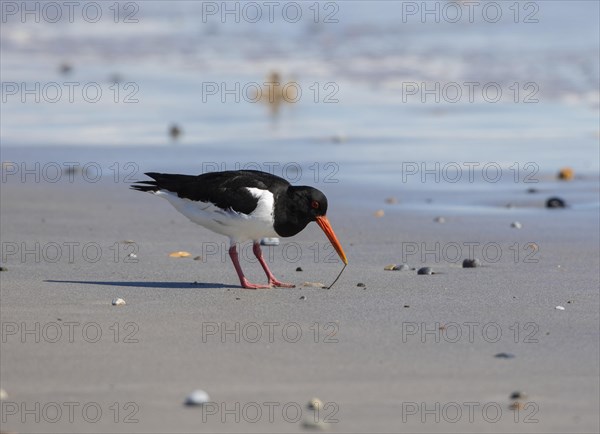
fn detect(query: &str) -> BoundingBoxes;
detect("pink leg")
[253,242,295,288]
[229,245,270,289]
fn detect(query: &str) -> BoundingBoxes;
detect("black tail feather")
[130,172,198,193]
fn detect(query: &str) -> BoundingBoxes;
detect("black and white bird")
[132,170,348,289]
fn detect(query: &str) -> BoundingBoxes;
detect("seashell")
[299,296,307,300]
[509,401,525,410]
[260,237,280,246]
[112,298,126,306]
[307,398,323,410]
[434,216,445,223]
[384,264,396,271]
[169,251,191,258]
[127,253,137,259]
[558,167,574,180]
[511,221,522,229]
[121,240,135,244]
[185,389,210,406]
[555,305,565,310]
[385,197,398,204]
[374,210,385,218]
[393,264,410,271]
[303,282,325,288]
[0,388,7,400]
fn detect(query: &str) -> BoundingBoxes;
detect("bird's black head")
[274,186,347,265]
[274,186,327,236]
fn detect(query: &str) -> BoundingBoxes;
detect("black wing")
[131,170,290,215]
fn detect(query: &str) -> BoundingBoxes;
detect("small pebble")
[384,264,396,271]
[494,352,515,359]
[260,237,280,246]
[403,305,410,308]
[510,391,527,399]
[417,267,433,275]
[121,240,136,244]
[235,297,241,300]
[506,203,515,209]
[193,256,202,261]
[393,264,410,271]
[555,305,565,310]
[185,390,210,406]
[462,259,481,268]
[112,298,126,306]
[385,197,398,204]
[356,283,365,287]
[374,209,385,218]
[127,253,137,259]
[169,251,191,258]
[169,124,182,140]
[299,296,306,300]
[567,300,574,304]
[0,266,6,272]
[0,388,7,400]
[511,221,522,229]
[307,398,323,410]
[526,187,538,194]
[296,267,303,272]
[434,216,445,223]
[546,197,566,208]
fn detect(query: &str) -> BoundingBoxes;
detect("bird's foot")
[240,279,271,290]
[269,279,296,288]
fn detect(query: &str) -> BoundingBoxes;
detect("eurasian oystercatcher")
[132,170,348,289]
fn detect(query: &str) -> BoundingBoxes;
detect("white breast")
[155,188,278,243]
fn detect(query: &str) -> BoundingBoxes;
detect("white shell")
[555,305,565,310]
[307,397,323,410]
[185,389,210,406]
[511,221,522,229]
[0,388,7,400]
[260,237,280,246]
[112,298,126,306]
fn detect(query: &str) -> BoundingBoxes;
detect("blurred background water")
[1,1,599,197]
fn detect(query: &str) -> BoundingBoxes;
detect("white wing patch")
[154,188,277,242]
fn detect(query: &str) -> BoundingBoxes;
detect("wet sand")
[1,172,599,433]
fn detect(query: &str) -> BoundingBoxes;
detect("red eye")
[311,200,319,209]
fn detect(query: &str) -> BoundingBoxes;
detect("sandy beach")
[1,164,598,433]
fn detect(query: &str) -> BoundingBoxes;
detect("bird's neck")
[273,187,310,237]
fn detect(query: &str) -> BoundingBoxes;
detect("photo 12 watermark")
[200,1,339,24]
[1,162,139,183]
[401,162,539,184]
[1,321,140,344]
[201,81,339,104]
[400,1,540,24]
[1,241,139,264]
[2,82,140,104]
[1,1,140,24]
[200,400,339,424]
[401,401,539,424]
[201,321,339,344]
[400,82,539,104]
[401,322,540,344]
[1,401,139,424]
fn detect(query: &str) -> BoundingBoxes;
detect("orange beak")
[315,215,348,265]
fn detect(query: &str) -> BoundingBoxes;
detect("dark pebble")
[510,391,527,399]
[356,283,365,287]
[0,267,6,271]
[393,264,410,271]
[296,267,303,272]
[417,267,433,275]
[235,297,241,300]
[526,188,538,194]
[494,352,515,359]
[546,197,566,208]
[403,305,410,308]
[462,259,481,268]
[299,296,306,300]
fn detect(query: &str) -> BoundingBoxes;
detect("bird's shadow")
[44,280,232,289]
